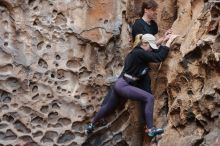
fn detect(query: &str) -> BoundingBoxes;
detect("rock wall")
[0,0,219,146]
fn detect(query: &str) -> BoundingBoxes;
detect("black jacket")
[123,46,169,77]
[121,45,169,93]
[132,18,158,40]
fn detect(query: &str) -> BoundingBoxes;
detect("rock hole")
[208,21,218,35]
[170,107,181,115]
[33,72,42,80]
[187,90,194,95]
[54,12,67,25]
[184,47,202,62]
[11,103,18,108]
[32,93,40,100]
[48,80,53,84]
[40,105,49,113]
[57,70,64,79]
[57,130,75,144]
[58,118,71,126]
[42,131,58,142]
[74,95,80,99]
[33,6,38,11]
[86,105,94,113]
[177,99,182,106]
[3,20,8,26]
[0,132,4,139]
[61,89,66,92]
[7,77,19,89]
[186,111,195,122]
[19,106,32,114]
[104,19,108,24]
[38,58,48,69]
[19,135,33,143]
[33,18,40,26]
[0,123,8,129]
[97,74,103,79]
[192,138,204,146]
[68,142,78,146]
[4,32,9,39]
[66,60,79,68]
[81,93,88,97]
[48,123,62,128]
[57,86,61,90]
[4,42,8,46]
[32,131,43,137]
[47,93,53,98]
[52,103,60,109]
[71,122,83,132]
[53,9,58,15]
[40,136,53,143]
[51,73,55,78]
[37,41,44,50]
[122,10,126,15]
[204,95,214,101]
[1,91,11,103]
[4,129,17,140]
[45,71,50,76]
[79,71,91,80]
[32,86,38,93]
[31,116,44,125]
[28,0,36,5]
[56,55,61,60]
[2,104,9,110]
[3,114,14,122]
[48,112,59,122]
[46,44,51,49]
[24,142,39,146]
[14,120,31,133]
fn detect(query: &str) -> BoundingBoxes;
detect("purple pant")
[93,77,154,128]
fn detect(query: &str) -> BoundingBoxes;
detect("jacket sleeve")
[139,46,170,63]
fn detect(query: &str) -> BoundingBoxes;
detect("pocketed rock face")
[0,0,127,145]
[0,0,219,146]
[151,1,220,146]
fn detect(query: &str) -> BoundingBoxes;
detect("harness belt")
[124,73,139,81]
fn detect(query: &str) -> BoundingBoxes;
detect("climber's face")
[145,8,158,20]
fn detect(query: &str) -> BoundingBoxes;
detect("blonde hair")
[132,34,143,48]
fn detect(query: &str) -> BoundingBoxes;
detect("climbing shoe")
[85,123,95,135]
[147,127,164,137]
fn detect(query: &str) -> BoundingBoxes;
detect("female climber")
[85,33,175,137]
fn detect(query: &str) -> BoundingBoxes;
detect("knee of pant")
[147,95,154,103]
[114,81,121,93]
